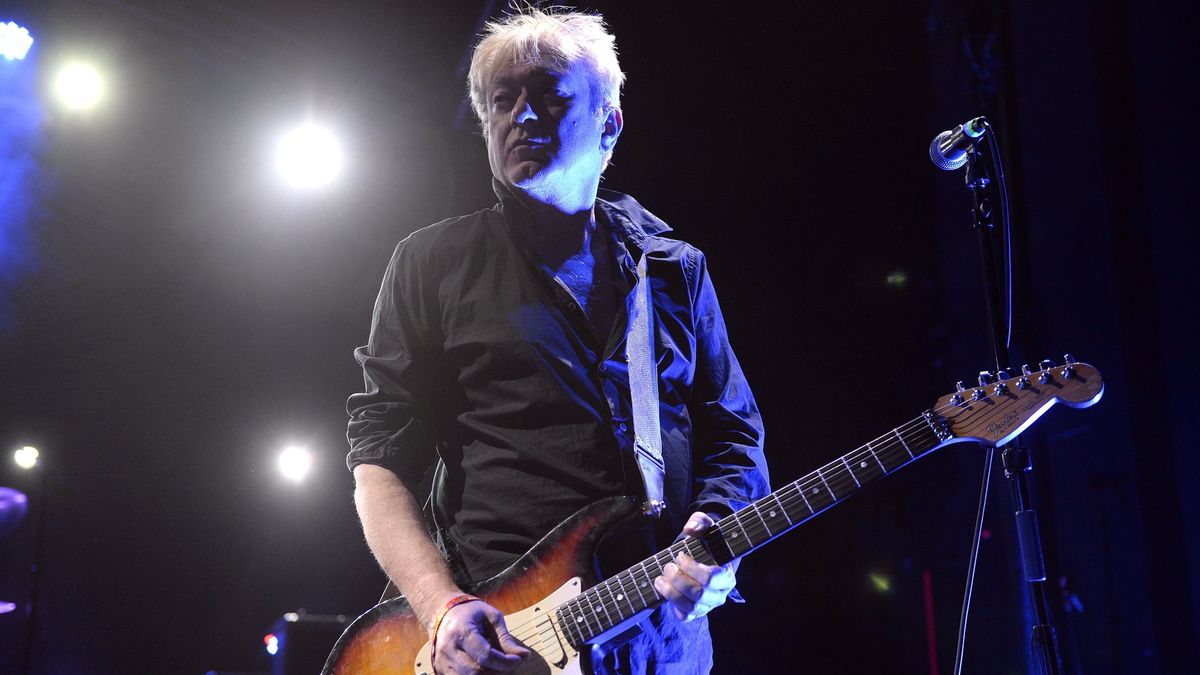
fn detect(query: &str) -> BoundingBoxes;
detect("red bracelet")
[429,593,481,657]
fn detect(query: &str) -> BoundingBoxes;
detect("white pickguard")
[412,577,585,675]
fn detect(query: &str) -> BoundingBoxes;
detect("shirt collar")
[491,179,673,255]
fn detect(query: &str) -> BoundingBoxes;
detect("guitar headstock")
[934,357,1104,447]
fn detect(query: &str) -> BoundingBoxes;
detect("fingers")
[433,601,529,674]
[654,552,736,622]
[681,511,715,538]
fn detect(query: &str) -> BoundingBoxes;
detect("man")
[346,8,768,674]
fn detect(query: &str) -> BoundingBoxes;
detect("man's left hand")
[652,512,737,621]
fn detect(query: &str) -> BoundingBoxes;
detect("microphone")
[929,116,988,171]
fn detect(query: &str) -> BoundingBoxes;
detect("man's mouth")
[512,137,551,149]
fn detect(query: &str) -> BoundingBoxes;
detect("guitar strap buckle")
[641,499,667,518]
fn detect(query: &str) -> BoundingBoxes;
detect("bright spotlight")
[1,21,34,61]
[54,62,105,110]
[275,123,344,189]
[13,445,39,470]
[263,633,279,656]
[277,445,313,483]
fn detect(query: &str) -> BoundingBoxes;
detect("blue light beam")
[1,23,43,328]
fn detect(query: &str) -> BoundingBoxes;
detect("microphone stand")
[963,139,1063,674]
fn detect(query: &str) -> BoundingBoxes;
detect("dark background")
[1,1,1196,673]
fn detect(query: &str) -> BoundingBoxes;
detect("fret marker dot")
[768,510,776,517]
[812,487,820,494]
[577,616,583,623]
[731,532,739,538]
[594,605,601,613]
[616,594,624,601]
[860,461,868,468]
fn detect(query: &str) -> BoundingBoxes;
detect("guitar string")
[529,395,1007,645]
[731,392,1019,550]
[499,396,992,647]
[555,393,1013,635]
[490,380,1044,650]
[496,423,935,648]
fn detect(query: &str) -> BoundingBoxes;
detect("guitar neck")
[554,410,950,647]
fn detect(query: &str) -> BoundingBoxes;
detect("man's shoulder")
[598,189,704,268]
[393,205,501,260]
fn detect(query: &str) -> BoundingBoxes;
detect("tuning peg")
[1021,364,1033,376]
[996,369,1011,381]
[978,371,993,386]
[1064,354,1077,365]
[1038,359,1054,384]
[956,381,966,392]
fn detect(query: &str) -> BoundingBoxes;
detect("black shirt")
[346,182,769,583]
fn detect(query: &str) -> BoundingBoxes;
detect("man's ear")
[600,107,623,151]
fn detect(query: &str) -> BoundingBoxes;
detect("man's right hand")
[430,597,531,674]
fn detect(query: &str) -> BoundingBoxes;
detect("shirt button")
[618,422,628,433]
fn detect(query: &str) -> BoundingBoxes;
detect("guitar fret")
[751,500,773,538]
[628,564,648,607]
[876,435,911,473]
[796,481,815,514]
[599,581,622,627]
[846,448,884,485]
[894,428,914,459]
[555,606,577,647]
[584,587,613,635]
[840,456,862,488]
[753,500,781,545]
[866,440,887,473]
[816,467,837,500]
[772,492,795,526]
[643,559,662,597]
[566,606,585,647]
[612,575,636,616]
[568,596,598,644]
[728,513,752,554]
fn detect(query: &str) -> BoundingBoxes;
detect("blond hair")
[467,7,625,127]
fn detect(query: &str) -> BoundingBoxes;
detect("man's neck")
[511,185,601,267]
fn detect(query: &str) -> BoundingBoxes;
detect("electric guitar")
[323,359,1104,674]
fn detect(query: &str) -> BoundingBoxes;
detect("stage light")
[264,633,279,656]
[13,445,38,470]
[274,123,344,189]
[54,62,104,110]
[277,445,313,483]
[1,21,33,61]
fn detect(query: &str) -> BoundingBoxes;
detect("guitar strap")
[626,251,667,518]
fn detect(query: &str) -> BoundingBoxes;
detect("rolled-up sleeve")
[346,239,443,491]
[685,249,770,519]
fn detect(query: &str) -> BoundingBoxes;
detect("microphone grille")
[929,130,968,171]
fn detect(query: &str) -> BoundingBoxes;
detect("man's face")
[484,61,614,203]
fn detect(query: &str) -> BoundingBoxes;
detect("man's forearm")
[353,463,463,628]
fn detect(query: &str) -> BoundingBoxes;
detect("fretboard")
[554,410,949,647]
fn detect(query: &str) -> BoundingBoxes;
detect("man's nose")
[512,91,538,126]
